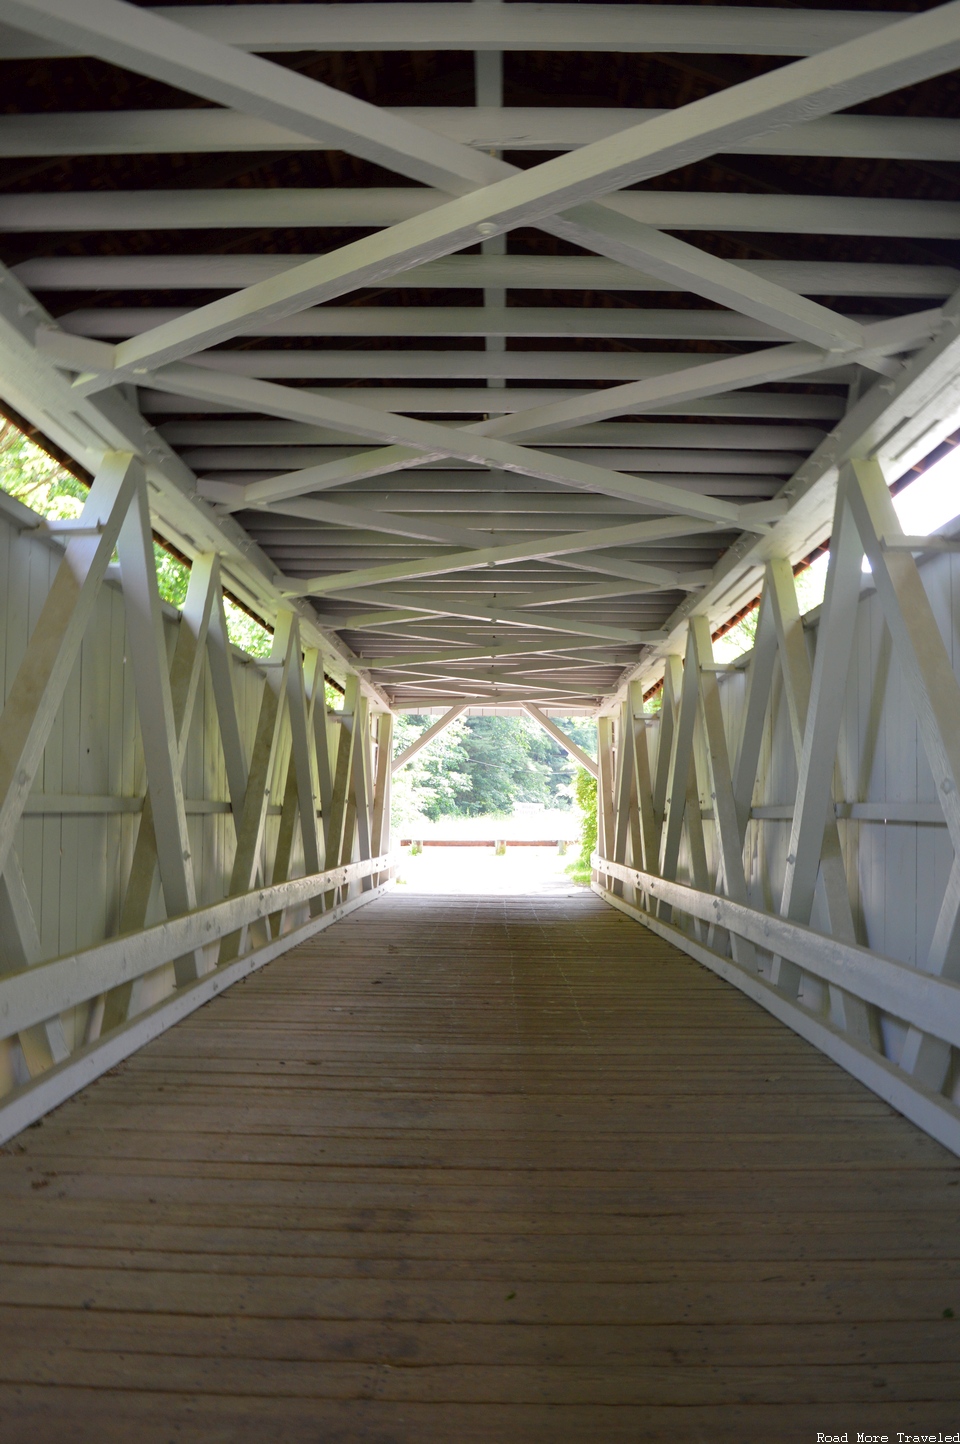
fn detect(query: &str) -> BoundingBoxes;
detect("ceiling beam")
[60,305,858,343]
[286,517,714,598]
[34,0,960,387]
[2,106,958,163]
[156,386,843,426]
[189,422,824,454]
[627,284,960,696]
[359,641,623,668]
[19,256,957,300]
[133,312,929,516]
[118,364,754,526]
[13,189,959,240]
[338,578,664,629]
[324,586,668,645]
[0,5,904,59]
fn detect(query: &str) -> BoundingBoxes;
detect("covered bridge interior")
[1,0,960,1436]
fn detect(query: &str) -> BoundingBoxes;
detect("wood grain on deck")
[1,889,958,1442]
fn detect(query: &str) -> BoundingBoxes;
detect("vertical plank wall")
[0,507,326,1050]
[638,552,957,1076]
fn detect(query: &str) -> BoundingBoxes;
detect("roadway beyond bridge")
[0,888,957,1443]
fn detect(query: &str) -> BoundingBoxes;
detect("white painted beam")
[131,364,752,526]
[326,588,668,647]
[0,0,499,196]
[522,704,598,777]
[0,453,139,880]
[2,106,958,163]
[48,0,960,385]
[630,283,960,700]
[19,256,956,300]
[0,263,386,705]
[391,705,466,772]
[186,420,822,454]
[57,304,873,342]
[288,517,713,599]
[13,189,959,239]
[0,5,905,59]
[176,386,841,423]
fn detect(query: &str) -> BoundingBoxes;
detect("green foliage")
[571,766,598,881]
[0,421,86,518]
[713,605,760,664]
[390,713,471,830]
[154,545,189,608]
[222,599,272,658]
[456,717,538,817]
[0,418,279,658]
[390,713,597,827]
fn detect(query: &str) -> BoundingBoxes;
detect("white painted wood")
[0,5,905,60]
[0,453,138,880]
[52,0,960,384]
[0,871,396,1145]
[21,255,955,299]
[521,705,598,779]
[392,705,466,773]
[595,882,960,1160]
[11,189,960,241]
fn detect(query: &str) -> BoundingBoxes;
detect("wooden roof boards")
[0,0,958,708]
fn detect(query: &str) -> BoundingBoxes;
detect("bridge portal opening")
[390,708,597,895]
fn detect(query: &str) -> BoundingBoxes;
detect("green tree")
[391,714,472,828]
[450,717,540,816]
[574,767,598,874]
[0,418,275,657]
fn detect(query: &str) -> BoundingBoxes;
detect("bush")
[566,766,597,885]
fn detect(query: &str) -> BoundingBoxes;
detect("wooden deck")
[1,888,958,1442]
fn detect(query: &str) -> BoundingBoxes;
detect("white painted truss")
[2,0,960,1147]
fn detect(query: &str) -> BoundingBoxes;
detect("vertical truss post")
[659,632,700,908]
[765,557,873,1041]
[284,627,323,880]
[100,553,220,1031]
[732,584,778,845]
[115,468,203,984]
[219,613,295,963]
[349,693,374,893]
[847,457,960,1090]
[270,646,324,934]
[776,470,864,994]
[0,847,68,1080]
[205,581,249,828]
[324,674,359,908]
[370,711,394,885]
[652,656,681,853]
[314,700,336,867]
[628,681,659,907]
[611,698,636,898]
[596,715,616,888]
[689,616,756,969]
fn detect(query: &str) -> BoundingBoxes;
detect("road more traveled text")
[817,1435,960,1442]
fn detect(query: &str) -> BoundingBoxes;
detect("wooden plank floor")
[1,889,959,1442]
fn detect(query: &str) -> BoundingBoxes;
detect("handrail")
[0,852,398,1041]
[593,853,960,1049]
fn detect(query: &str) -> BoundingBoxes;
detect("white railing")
[593,853,960,1157]
[0,852,398,1144]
